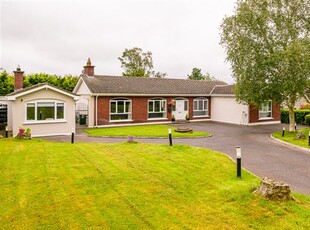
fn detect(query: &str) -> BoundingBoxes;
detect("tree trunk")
[288,104,295,132]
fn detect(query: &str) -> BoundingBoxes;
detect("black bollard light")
[71,129,75,144]
[236,146,242,178]
[5,126,8,138]
[282,127,285,137]
[308,131,310,147]
[295,123,297,132]
[168,128,173,146]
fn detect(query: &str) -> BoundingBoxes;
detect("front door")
[173,100,188,120]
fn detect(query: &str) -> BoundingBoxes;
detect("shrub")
[281,109,310,124]
[305,114,310,126]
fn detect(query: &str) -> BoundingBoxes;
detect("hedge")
[281,109,310,124]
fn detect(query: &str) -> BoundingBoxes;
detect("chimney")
[83,58,95,76]
[13,65,24,91]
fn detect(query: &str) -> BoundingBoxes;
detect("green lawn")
[272,127,310,149]
[84,124,210,138]
[0,139,309,229]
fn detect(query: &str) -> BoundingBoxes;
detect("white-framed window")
[148,98,166,119]
[259,100,272,118]
[193,98,208,117]
[110,98,131,121]
[26,100,65,122]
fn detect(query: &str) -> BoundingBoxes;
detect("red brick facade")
[13,67,24,91]
[249,101,281,123]
[94,96,212,125]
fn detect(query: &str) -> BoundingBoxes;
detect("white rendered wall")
[211,96,249,125]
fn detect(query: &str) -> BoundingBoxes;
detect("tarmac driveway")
[41,122,310,195]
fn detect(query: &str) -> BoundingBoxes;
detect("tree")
[118,47,153,77]
[0,69,14,96]
[220,0,310,131]
[187,68,216,80]
[23,73,79,92]
[118,47,167,78]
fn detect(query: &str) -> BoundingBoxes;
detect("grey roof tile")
[82,75,228,95]
[211,85,234,95]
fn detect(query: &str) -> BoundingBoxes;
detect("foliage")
[0,69,78,94]
[24,73,78,92]
[0,139,309,229]
[272,128,310,149]
[281,109,310,124]
[305,114,310,126]
[0,69,14,96]
[118,47,167,78]
[220,0,310,131]
[187,68,215,80]
[85,124,209,138]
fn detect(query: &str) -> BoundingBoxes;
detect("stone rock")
[174,127,193,133]
[295,131,305,139]
[254,177,293,201]
[0,135,3,139]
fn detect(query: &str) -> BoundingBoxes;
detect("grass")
[84,124,210,138]
[272,127,310,149]
[0,139,310,229]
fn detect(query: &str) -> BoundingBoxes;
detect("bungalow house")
[73,59,281,127]
[4,66,79,137]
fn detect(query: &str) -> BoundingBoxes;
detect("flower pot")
[19,129,25,134]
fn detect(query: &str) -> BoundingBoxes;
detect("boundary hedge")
[281,109,310,124]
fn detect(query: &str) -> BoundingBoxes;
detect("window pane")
[148,112,165,118]
[194,110,207,116]
[194,101,198,110]
[198,100,203,110]
[125,101,130,113]
[111,114,129,120]
[111,102,116,113]
[37,102,55,120]
[149,101,153,112]
[184,101,188,111]
[203,100,207,110]
[27,103,35,120]
[154,101,160,112]
[161,101,166,112]
[57,103,64,119]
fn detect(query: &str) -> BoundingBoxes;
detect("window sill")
[110,119,133,123]
[23,120,67,125]
[147,118,168,121]
[258,117,274,121]
[193,115,210,118]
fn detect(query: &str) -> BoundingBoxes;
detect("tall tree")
[118,47,167,78]
[118,47,153,77]
[187,68,215,80]
[0,69,14,96]
[220,0,310,131]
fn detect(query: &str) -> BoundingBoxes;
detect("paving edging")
[270,134,310,154]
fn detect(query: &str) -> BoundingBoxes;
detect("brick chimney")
[83,58,95,76]
[13,65,24,91]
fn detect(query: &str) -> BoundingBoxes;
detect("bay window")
[26,100,65,122]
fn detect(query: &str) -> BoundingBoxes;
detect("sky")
[0,0,236,83]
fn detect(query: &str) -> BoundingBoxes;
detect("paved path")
[41,122,310,195]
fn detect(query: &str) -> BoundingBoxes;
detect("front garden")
[0,138,309,229]
[84,124,210,138]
